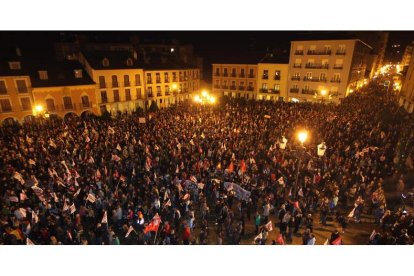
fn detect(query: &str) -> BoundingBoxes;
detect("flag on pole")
[116,144,122,151]
[26,238,35,245]
[144,214,162,234]
[298,188,304,197]
[307,237,316,245]
[331,237,342,245]
[240,160,247,174]
[323,238,329,245]
[190,139,195,146]
[70,203,76,214]
[175,165,179,174]
[86,193,96,203]
[277,177,285,185]
[85,136,90,143]
[73,188,81,198]
[163,199,171,208]
[265,221,273,232]
[182,193,190,201]
[17,208,27,218]
[254,233,263,243]
[101,211,108,224]
[227,161,234,173]
[112,154,121,162]
[347,207,356,218]
[125,225,136,238]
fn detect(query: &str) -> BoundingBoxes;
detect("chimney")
[16,47,22,57]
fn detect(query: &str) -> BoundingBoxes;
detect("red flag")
[270,173,276,181]
[228,161,234,173]
[331,237,342,245]
[240,160,247,173]
[293,201,300,209]
[144,214,162,234]
[277,234,285,245]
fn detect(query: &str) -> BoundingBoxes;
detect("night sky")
[1,31,413,83]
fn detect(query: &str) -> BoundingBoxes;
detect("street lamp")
[279,136,288,150]
[297,130,308,145]
[293,130,308,197]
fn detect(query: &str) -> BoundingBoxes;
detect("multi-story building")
[287,39,372,103]
[257,55,289,101]
[212,63,258,100]
[399,52,414,113]
[401,42,414,68]
[79,50,146,114]
[0,53,99,124]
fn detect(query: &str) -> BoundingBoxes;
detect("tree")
[149,101,159,113]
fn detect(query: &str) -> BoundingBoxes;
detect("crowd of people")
[1,90,413,245]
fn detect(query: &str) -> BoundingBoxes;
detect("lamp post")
[279,136,287,160]
[293,130,308,197]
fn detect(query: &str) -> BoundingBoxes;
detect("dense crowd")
[1,91,413,245]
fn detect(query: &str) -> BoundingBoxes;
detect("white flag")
[125,225,135,238]
[70,203,76,214]
[265,221,273,232]
[323,238,329,245]
[73,188,81,198]
[369,229,376,240]
[307,237,316,245]
[298,188,304,197]
[26,238,35,245]
[348,207,356,218]
[116,144,122,151]
[87,193,96,203]
[254,233,263,243]
[101,211,108,224]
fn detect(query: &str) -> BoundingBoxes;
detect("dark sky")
[1,31,413,82]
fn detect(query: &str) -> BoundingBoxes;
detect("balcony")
[260,88,268,93]
[293,64,301,68]
[172,77,177,82]
[336,51,346,55]
[290,88,299,93]
[112,82,119,88]
[305,63,329,69]
[135,82,141,86]
[295,50,304,55]
[231,73,237,77]
[330,91,339,97]
[222,85,228,89]
[101,98,108,104]
[269,89,280,94]
[302,89,318,95]
[148,93,154,98]
[230,86,237,90]
[223,73,229,77]
[238,86,245,90]
[81,102,91,108]
[248,74,255,78]
[274,76,281,81]
[307,50,332,55]
[62,103,74,110]
[157,93,162,97]
[214,85,221,89]
[262,75,269,80]
[239,74,245,78]
[303,77,327,82]
[291,76,301,81]
[214,73,220,77]
[124,81,131,87]
[333,64,343,69]
[179,77,184,82]
[99,83,106,89]
[165,78,170,83]
[147,80,153,84]
[247,86,254,91]
[330,78,341,83]
[165,92,170,96]
[18,87,28,93]
[156,79,161,84]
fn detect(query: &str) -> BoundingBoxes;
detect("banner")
[223,182,251,201]
[138,117,146,124]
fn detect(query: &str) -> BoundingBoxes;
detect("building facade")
[399,52,414,113]
[257,55,289,101]
[212,63,258,100]
[287,39,372,103]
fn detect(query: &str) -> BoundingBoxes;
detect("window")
[125,89,131,101]
[324,45,331,53]
[112,75,118,87]
[156,73,161,83]
[215,68,220,76]
[223,68,228,76]
[172,72,177,82]
[292,84,298,89]
[262,83,268,89]
[135,74,141,86]
[240,69,245,76]
[164,72,169,82]
[63,96,73,110]
[16,80,28,93]
[102,58,109,67]
[179,72,183,81]
[293,72,300,78]
[46,98,56,111]
[38,71,48,80]
[319,72,326,80]
[9,62,21,70]
[0,99,12,112]
[165,85,170,94]
[274,84,280,91]
[274,70,281,80]
[126,58,133,66]
[0,80,7,94]
[263,70,269,79]
[124,75,130,86]
[306,72,312,79]
[99,76,106,88]
[337,45,346,54]
[147,87,153,97]
[215,80,220,86]
[20,97,31,111]
[101,91,108,103]
[231,68,236,76]
[74,69,83,78]
[81,95,90,108]
[137,88,142,99]
[147,73,152,84]
[113,90,120,102]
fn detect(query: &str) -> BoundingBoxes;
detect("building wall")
[399,52,414,113]
[256,63,289,101]
[0,75,34,123]
[212,64,258,100]
[287,39,370,103]
[88,68,145,114]
[144,68,200,109]
[31,85,99,118]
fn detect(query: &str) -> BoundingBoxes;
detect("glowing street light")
[320,89,327,96]
[202,90,208,97]
[35,105,44,113]
[297,130,308,145]
[208,96,216,104]
[279,136,288,150]
[317,142,327,157]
